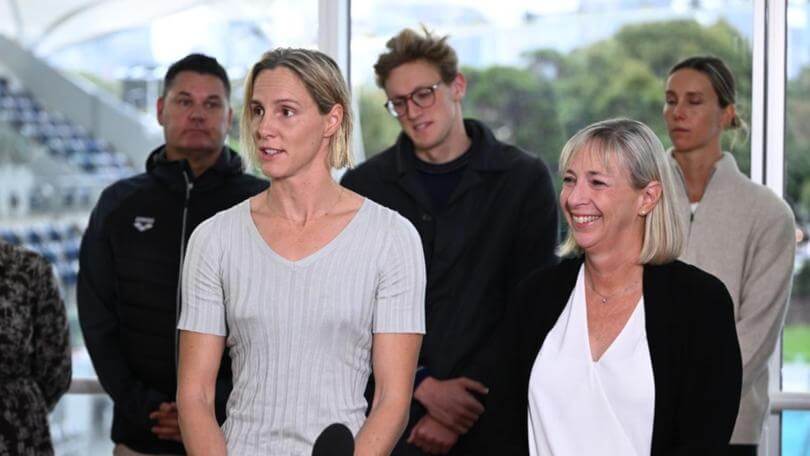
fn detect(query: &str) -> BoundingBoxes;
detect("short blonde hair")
[558,118,683,265]
[240,48,353,169]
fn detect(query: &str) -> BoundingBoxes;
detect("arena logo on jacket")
[133,216,155,232]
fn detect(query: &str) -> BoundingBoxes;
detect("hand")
[407,415,459,454]
[414,377,488,434]
[149,402,182,442]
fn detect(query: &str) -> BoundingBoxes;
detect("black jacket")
[77,146,267,454]
[341,119,558,454]
[486,257,742,455]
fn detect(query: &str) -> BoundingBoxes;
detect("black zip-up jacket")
[78,146,267,454]
[341,119,559,455]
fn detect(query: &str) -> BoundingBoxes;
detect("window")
[783,0,810,452]
[0,2,317,453]
[351,1,753,179]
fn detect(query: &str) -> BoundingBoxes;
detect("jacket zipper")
[174,171,194,374]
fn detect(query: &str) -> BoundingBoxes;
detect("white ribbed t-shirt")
[178,198,426,455]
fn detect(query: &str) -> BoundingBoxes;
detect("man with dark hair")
[341,28,559,455]
[78,53,267,455]
[163,53,231,98]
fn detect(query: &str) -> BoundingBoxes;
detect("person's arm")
[407,415,459,454]
[508,157,560,286]
[737,202,795,396]
[176,331,226,455]
[355,214,426,454]
[675,272,742,454]
[175,217,229,453]
[457,158,558,384]
[412,377,486,435]
[416,158,557,438]
[77,189,171,429]
[31,255,71,410]
[355,333,422,455]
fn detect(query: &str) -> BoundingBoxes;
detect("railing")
[771,392,810,411]
[69,377,810,412]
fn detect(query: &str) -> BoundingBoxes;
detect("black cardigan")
[484,257,742,455]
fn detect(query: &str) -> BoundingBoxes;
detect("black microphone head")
[312,423,354,456]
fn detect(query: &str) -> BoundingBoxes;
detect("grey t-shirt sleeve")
[373,214,427,334]
[178,218,227,337]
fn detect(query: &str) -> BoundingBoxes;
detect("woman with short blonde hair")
[177,48,425,455]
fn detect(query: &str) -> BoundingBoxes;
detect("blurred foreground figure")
[0,240,71,455]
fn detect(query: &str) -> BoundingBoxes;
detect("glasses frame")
[384,82,442,118]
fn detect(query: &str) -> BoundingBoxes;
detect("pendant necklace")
[585,266,641,304]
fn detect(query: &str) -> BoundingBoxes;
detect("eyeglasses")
[384,82,441,117]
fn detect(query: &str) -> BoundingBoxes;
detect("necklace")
[585,266,641,304]
[266,186,344,224]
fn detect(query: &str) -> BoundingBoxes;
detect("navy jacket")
[485,257,742,455]
[78,147,267,454]
[342,119,558,455]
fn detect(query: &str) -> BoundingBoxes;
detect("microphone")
[312,423,354,456]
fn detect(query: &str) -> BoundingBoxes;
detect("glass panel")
[351,1,753,177]
[783,411,810,455]
[784,0,810,395]
[40,0,318,116]
[0,1,316,453]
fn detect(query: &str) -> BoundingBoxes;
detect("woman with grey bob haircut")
[487,118,742,455]
[557,118,683,264]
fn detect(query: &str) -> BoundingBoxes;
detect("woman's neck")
[265,169,342,225]
[673,143,723,203]
[584,249,643,295]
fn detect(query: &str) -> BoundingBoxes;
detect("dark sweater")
[342,119,558,455]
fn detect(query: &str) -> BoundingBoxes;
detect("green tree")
[357,86,400,159]
[525,19,753,174]
[356,18,756,181]
[463,65,566,170]
[786,66,810,221]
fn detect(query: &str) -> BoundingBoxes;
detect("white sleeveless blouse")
[527,265,655,456]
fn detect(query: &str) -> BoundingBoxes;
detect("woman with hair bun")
[664,55,796,456]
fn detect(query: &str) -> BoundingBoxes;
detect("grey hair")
[558,118,683,265]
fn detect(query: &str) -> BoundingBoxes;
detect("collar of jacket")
[391,118,513,178]
[145,145,246,192]
[668,150,742,193]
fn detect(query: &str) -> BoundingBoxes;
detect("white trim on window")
[318,0,350,81]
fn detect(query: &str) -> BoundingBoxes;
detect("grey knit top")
[178,197,426,455]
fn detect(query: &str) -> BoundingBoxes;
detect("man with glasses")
[342,27,558,455]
